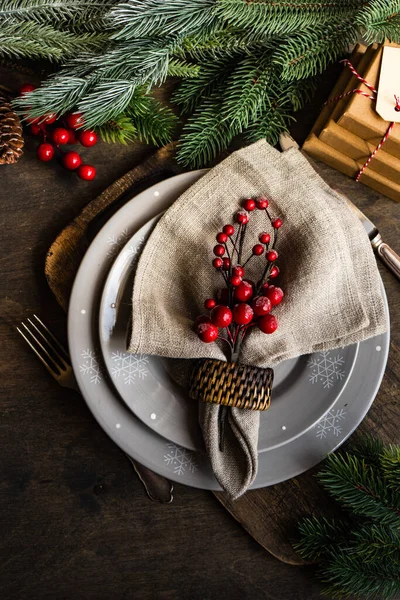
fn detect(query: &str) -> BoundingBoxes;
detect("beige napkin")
[129,140,387,499]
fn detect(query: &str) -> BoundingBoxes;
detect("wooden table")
[1,66,399,600]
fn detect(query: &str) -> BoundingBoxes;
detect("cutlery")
[17,315,174,503]
[279,133,400,281]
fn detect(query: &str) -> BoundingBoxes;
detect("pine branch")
[128,99,177,145]
[215,0,364,35]
[351,524,400,566]
[0,0,117,32]
[318,452,400,529]
[351,435,385,470]
[0,21,110,62]
[167,59,200,79]
[245,97,295,146]
[110,0,218,40]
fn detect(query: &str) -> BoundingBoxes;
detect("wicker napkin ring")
[189,358,274,410]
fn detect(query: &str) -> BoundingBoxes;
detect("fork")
[17,315,174,503]
[17,314,79,391]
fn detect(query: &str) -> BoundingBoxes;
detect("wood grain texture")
[0,63,398,599]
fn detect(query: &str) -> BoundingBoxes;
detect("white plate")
[68,171,390,490]
[98,213,358,452]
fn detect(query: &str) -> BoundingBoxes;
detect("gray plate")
[68,171,390,490]
[98,214,359,452]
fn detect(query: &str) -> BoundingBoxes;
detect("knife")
[279,133,400,281]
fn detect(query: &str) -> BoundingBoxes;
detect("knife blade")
[279,133,400,281]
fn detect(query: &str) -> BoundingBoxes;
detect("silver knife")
[279,133,400,281]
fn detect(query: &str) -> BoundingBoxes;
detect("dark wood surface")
[1,66,399,600]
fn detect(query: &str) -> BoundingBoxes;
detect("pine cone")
[0,91,24,165]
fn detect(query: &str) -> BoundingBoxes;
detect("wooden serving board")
[45,144,399,566]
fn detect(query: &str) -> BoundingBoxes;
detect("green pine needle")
[381,445,400,492]
[95,114,137,144]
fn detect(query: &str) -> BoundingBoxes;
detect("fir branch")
[77,80,139,127]
[0,21,110,62]
[245,98,295,146]
[127,98,178,145]
[110,0,218,40]
[221,54,275,128]
[318,452,400,529]
[94,114,137,144]
[177,93,237,167]
[380,445,400,492]
[0,0,117,32]
[13,75,91,117]
[351,524,400,566]
[321,548,400,599]
[215,0,364,35]
[167,59,200,79]
[272,21,360,81]
[294,517,350,561]
[178,28,274,61]
[351,435,385,470]
[173,55,236,114]
[356,0,400,43]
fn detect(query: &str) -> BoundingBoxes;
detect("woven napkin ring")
[189,358,274,411]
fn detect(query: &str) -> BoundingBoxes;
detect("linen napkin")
[129,140,387,499]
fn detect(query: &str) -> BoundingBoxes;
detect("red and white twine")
[322,60,399,182]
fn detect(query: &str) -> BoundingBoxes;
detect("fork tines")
[17,315,70,377]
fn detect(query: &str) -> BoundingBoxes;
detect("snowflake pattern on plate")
[315,408,347,439]
[106,228,131,258]
[164,443,198,476]
[79,349,102,384]
[110,351,149,384]
[308,351,346,388]
[127,236,145,269]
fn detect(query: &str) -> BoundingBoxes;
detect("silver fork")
[17,314,79,391]
[17,314,174,503]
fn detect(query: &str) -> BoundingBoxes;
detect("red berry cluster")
[194,197,284,360]
[20,84,97,181]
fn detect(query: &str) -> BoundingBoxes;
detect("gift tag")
[376,45,400,122]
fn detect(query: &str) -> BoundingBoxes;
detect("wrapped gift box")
[303,42,400,202]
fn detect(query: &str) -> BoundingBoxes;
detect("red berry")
[234,280,253,302]
[236,211,249,224]
[252,296,272,316]
[266,250,278,262]
[216,288,230,304]
[258,314,278,334]
[77,164,96,181]
[197,322,219,343]
[232,265,244,278]
[19,83,35,95]
[213,244,225,257]
[269,265,279,278]
[66,112,84,130]
[36,143,54,162]
[213,258,223,269]
[243,198,256,211]
[256,197,269,210]
[63,151,82,170]
[52,128,70,145]
[266,286,284,306]
[233,303,254,325]
[272,218,283,229]
[80,130,98,147]
[216,232,228,243]
[230,275,242,287]
[204,299,216,310]
[222,257,230,270]
[211,305,232,328]
[223,224,234,236]
[252,244,264,256]
[259,232,271,244]
[30,124,41,136]
[67,129,77,144]
[43,113,57,125]
[194,315,211,328]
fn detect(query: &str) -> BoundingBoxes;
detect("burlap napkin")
[129,140,387,499]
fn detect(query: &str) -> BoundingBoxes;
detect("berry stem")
[238,223,247,265]
[233,224,242,262]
